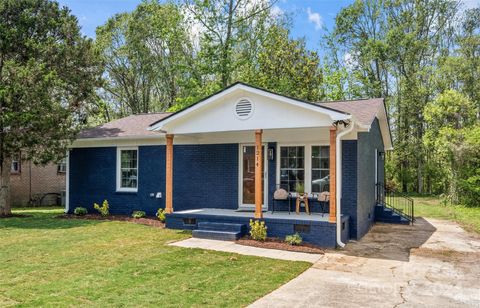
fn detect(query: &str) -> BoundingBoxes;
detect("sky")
[57,0,479,53]
[56,0,355,52]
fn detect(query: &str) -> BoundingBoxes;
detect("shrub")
[93,200,110,216]
[156,208,166,222]
[249,219,267,241]
[74,207,87,216]
[132,211,146,219]
[285,233,303,245]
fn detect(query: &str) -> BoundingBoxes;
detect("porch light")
[378,151,385,160]
[268,147,275,160]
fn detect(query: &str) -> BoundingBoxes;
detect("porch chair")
[317,191,330,216]
[271,187,291,214]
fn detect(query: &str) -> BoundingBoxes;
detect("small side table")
[295,194,310,215]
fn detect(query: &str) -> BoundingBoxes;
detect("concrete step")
[376,217,410,225]
[197,222,246,233]
[192,229,242,241]
[375,205,411,225]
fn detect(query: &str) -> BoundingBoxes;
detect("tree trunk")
[0,157,12,216]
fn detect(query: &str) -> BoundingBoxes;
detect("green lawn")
[0,208,310,307]
[412,196,480,234]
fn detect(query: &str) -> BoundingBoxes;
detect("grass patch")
[412,196,480,234]
[0,207,309,307]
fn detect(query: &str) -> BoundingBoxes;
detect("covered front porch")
[150,82,354,247]
[166,208,350,248]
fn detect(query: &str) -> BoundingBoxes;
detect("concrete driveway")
[250,218,480,307]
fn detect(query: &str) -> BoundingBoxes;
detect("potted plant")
[295,182,305,198]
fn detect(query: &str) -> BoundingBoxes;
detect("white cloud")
[271,5,284,18]
[462,0,480,9]
[307,7,323,30]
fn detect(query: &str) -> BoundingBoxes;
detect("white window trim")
[116,146,139,193]
[276,143,329,194]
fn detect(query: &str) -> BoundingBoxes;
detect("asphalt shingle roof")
[78,113,172,139]
[316,98,385,127]
[77,98,385,139]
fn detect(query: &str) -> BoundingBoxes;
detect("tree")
[96,1,195,116]
[239,25,324,101]
[184,0,278,88]
[424,90,478,205]
[0,0,100,215]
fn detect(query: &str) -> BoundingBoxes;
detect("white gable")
[150,83,350,134]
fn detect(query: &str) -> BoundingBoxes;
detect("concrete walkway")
[169,238,322,263]
[250,218,480,307]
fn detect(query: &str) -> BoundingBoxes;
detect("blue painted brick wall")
[356,118,385,239]
[341,140,358,238]
[173,144,238,211]
[69,144,238,215]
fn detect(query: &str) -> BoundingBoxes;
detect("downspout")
[336,120,355,248]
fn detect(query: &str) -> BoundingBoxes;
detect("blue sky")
[57,0,355,52]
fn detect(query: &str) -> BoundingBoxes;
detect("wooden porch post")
[165,134,174,214]
[329,127,337,223]
[254,130,263,219]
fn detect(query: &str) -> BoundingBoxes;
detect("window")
[311,146,330,193]
[117,147,138,192]
[57,158,67,173]
[11,157,20,173]
[279,146,304,192]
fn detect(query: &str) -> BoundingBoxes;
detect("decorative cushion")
[318,191,330,202]
[273,188,289,200]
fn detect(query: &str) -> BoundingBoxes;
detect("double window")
[278,145,330,193]
[117,147,138,192]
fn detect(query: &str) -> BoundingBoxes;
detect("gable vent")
[235,98,254,119]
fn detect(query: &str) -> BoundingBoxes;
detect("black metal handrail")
[376,182,414,224]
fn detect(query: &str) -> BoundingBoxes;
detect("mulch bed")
[58,214,165,228]
[236,237,324,254]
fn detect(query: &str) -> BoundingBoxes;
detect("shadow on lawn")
[0,211,104,230]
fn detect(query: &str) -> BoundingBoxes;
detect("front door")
[239,145,267,208]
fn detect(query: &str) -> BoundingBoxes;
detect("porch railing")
[376,182,414,224]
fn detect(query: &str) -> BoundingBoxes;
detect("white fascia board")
[149,83,351,132]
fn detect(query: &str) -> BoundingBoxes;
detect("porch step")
[192,222,247,241]
[375,205,410,225]
[197,222,247,233]
[192,229,242,241]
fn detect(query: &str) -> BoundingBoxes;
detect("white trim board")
[150,83,350,133]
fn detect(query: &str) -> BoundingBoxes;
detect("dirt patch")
[411,247,479,263]
[236,237,324,254]
[58,214,165,228]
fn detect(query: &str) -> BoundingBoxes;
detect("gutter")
[336,120,355,248]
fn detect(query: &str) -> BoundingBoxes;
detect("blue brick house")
[67,82,393,247]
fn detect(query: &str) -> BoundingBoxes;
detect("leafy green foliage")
[93,200,110,216]
[249,219,267,241]
[132,211,146,219]
[285,233,303,245]
[74,207,88,216]
[156,208,166,222]
[0,0,100,215]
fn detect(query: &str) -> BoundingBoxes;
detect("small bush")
[285,233,303,245]
[93,200,110,216]
[156,208,166,222]
[74,207,87,216]
[249,219,267,241]
[132,211,146,219]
